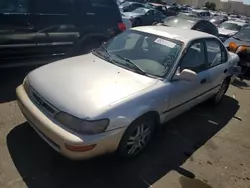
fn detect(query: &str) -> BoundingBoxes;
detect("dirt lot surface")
[0,66,250,188]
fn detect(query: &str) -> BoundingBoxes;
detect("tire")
[117,114,156,158]
[212,79,230,105]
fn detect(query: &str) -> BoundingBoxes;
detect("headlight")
[23,77,30,93]
[55,112,109,135]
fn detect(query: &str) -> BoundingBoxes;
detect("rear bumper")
[16,85,126,160]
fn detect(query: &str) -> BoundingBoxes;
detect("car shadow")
[7,96,239,188]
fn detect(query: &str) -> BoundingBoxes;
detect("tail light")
[118,22,126,31]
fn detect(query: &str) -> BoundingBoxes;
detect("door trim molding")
[162,84,221,114]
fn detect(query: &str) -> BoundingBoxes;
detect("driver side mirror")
[173,68,197,82]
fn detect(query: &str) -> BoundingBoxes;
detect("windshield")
[233,26,250,41]
[133,8,147,14]
[96,30,182,78]
[218,22,242,31]
[163,17,195,29]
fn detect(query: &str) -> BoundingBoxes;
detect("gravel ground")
[0,66,250,188]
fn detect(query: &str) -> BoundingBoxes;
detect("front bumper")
[16,85,126,160]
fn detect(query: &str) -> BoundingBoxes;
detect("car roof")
[224,20,247,26]
[132,26,216,43]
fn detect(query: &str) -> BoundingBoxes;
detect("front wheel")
[117,115,155,158]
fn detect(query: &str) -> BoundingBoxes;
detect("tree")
[204,1,216,10]
[205,2,211,9]
[210,2,216,10]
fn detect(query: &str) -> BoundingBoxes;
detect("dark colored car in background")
[160,16,219,36]
[123,8,166,26]
[165,5,181,17]
[0,0,124,67]
[119,1,145,12]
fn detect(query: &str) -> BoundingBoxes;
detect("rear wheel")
[117,115,156,158]
[213,79,230,105]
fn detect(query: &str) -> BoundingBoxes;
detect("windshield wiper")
[111,54,147,75]
[99,44,115,63]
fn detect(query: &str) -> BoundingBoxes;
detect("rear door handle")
[224,69,228,73]
[200,78,207,84]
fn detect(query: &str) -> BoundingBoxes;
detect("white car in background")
[16,27,240,160]
[218,20,249,42]
[121,12,132,29]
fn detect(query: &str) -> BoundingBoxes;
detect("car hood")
[123,12,143,18]
[224,37,250,47]
[218,28,237,36]
[28,53,158,118]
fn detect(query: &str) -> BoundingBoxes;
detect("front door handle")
[200,78,207,84]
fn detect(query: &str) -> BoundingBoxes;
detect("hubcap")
[126,123,152,156]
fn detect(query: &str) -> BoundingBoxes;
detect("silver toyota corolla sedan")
[16,26,240,160]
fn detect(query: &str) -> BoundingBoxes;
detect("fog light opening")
[65,143,96,152]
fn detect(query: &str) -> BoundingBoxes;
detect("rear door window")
[205,39,227,67]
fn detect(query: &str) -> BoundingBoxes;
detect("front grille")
[30,88,58,117]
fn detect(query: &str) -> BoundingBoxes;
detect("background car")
[224,25,250,49]
[217,21,249,42]
[192,9,211,20]
[165,5,181,16]
[0,0,124,67]
[121,13,133,29]
[119,1,145,12]
[146,3,167,15]
[178,12,198,18]
[209,16,228,27]
[160,16,218,36]
[16,26,240,160]
[123,8,166,26]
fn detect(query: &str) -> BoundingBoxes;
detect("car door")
[144,10,154,25]
[0,0,37,61]
[165,40,211,121]
[33,0,79,56]
[153,9,165,23]
[204,38,229,93]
